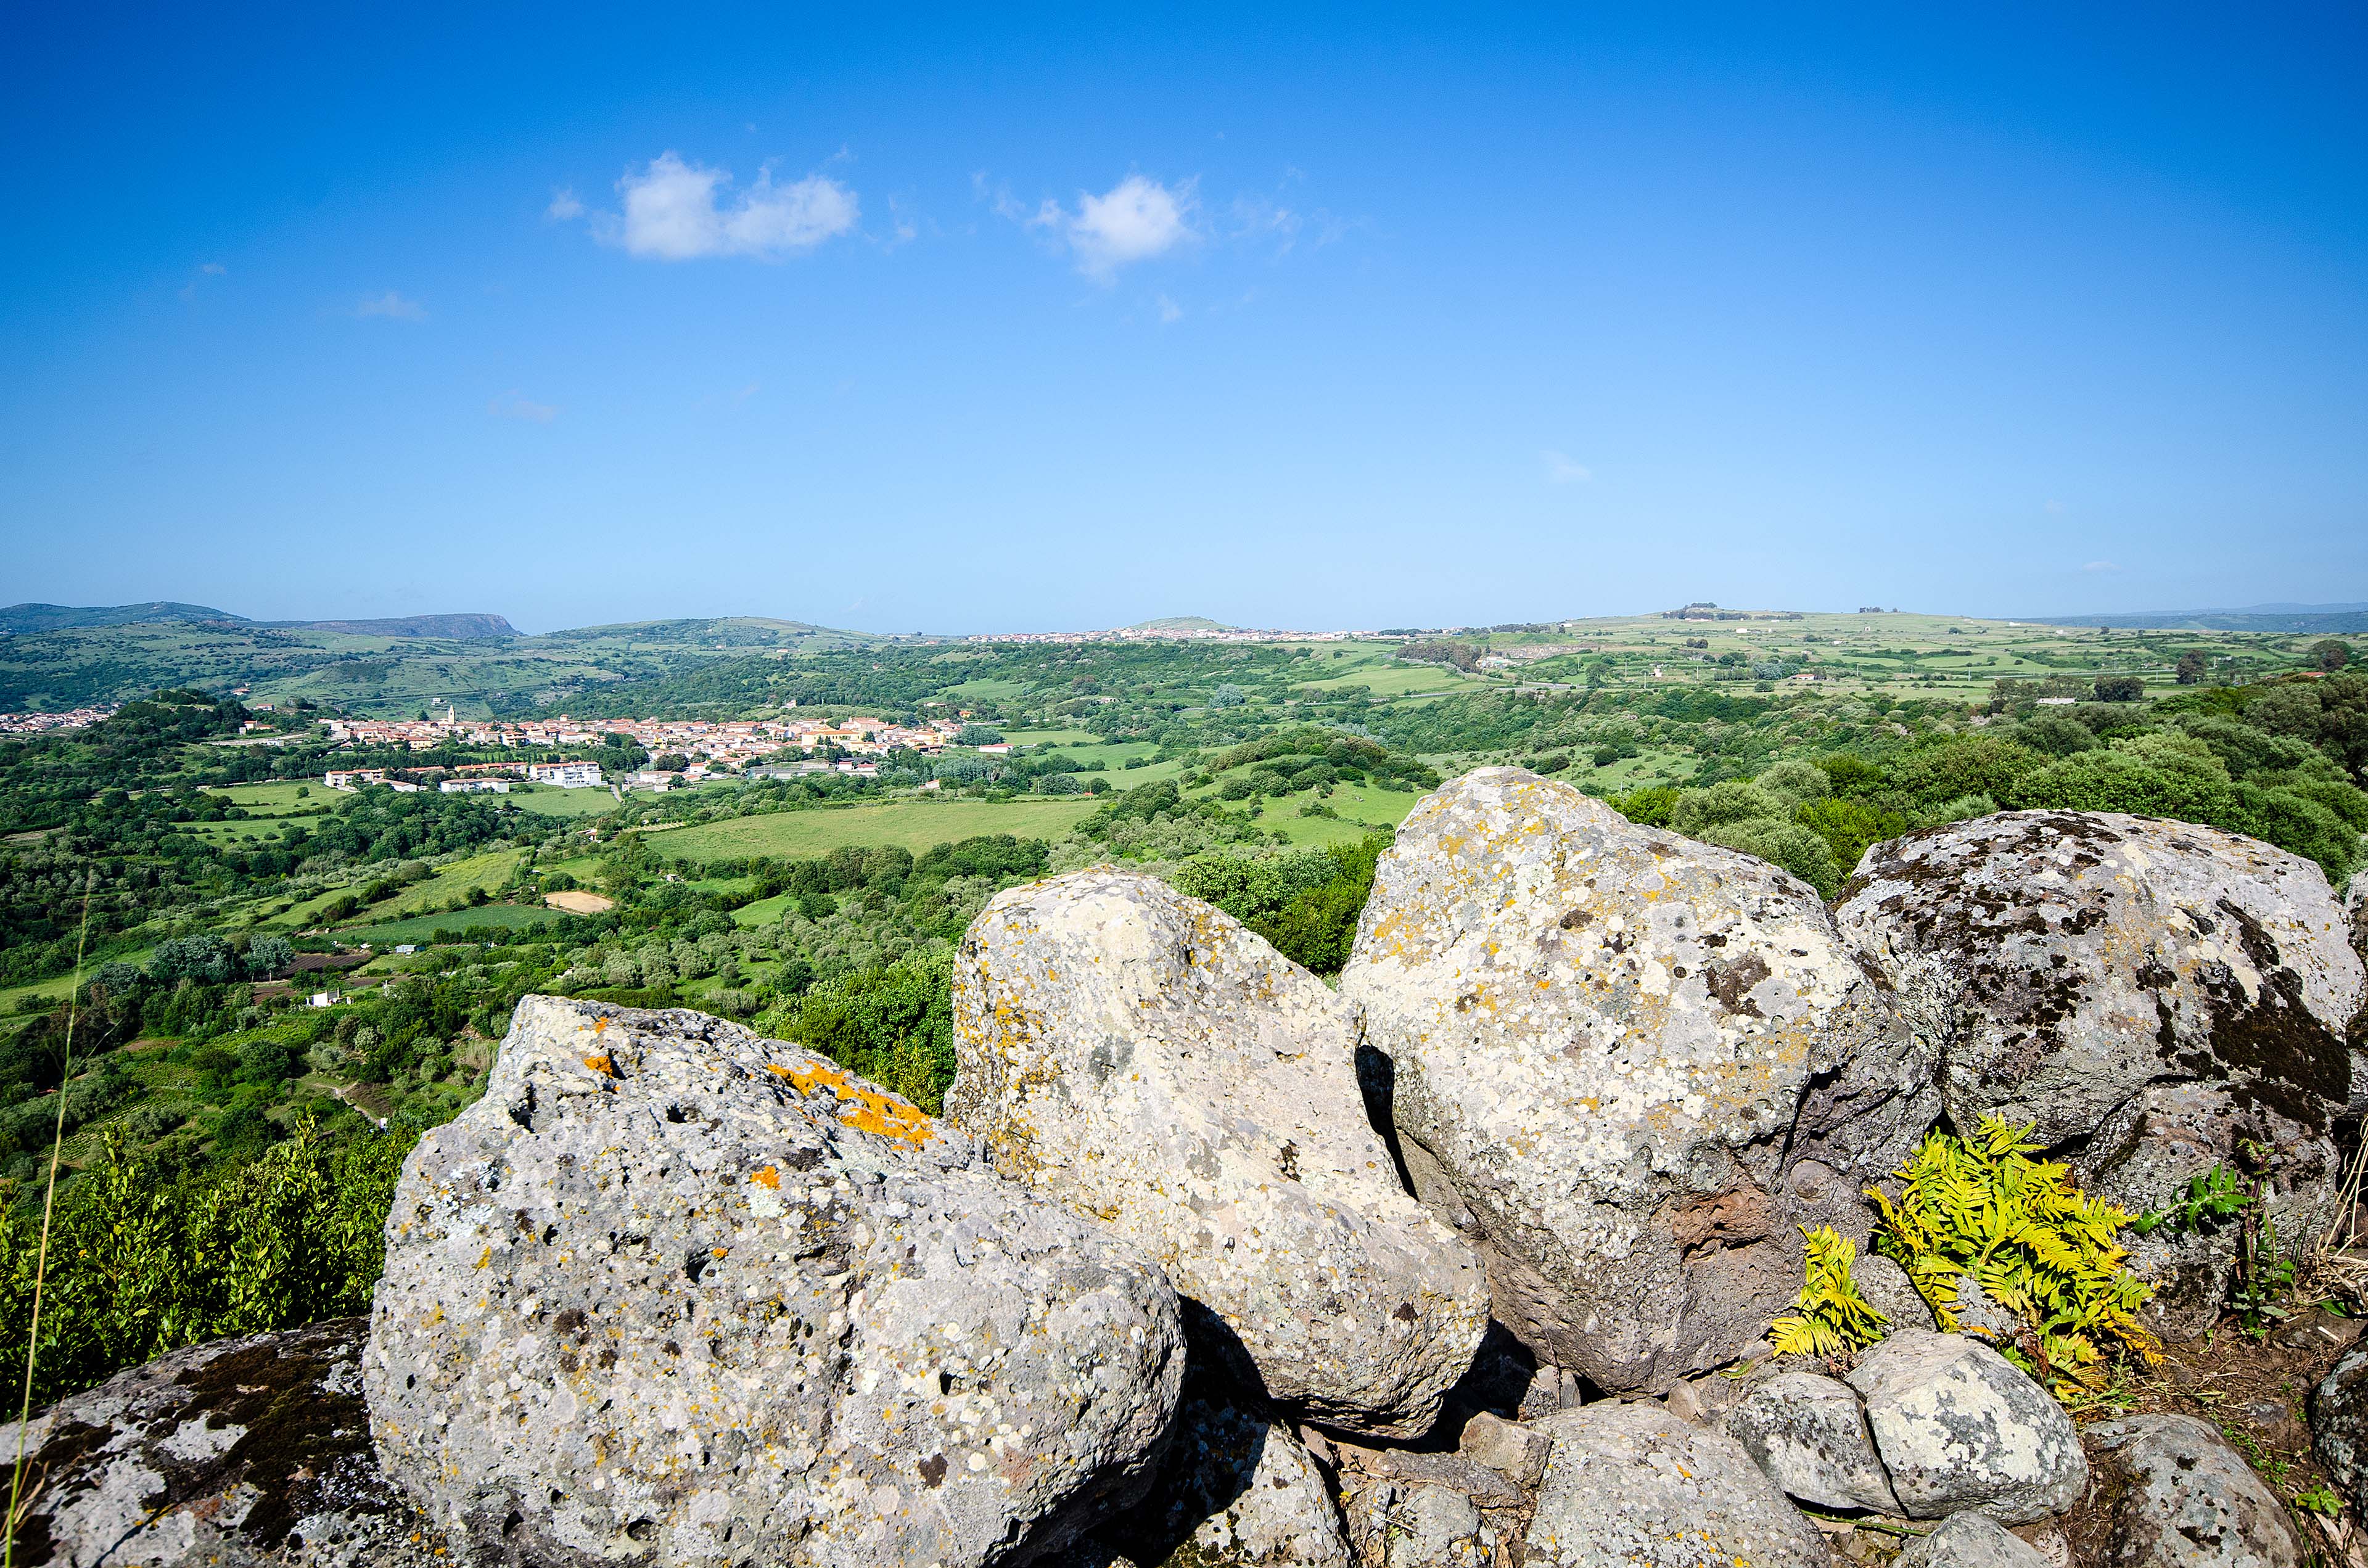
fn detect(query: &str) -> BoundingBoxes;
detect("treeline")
[1616,678,2368,897]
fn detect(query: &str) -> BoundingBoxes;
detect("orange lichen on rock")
[749,1165,780,1189]
[582,1054,615,1077]
[767,1057,935,1146]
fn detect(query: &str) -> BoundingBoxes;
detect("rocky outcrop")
[1340,766,1936,1394]
[949,868,1489,1437]
[1834,811,2364,1145]
[0,1318,440,1568]
[1521,1398,1832,1567]
[1722,1369,1900,1513]
[368,995,1186,1568]
[2071,1082,2340,1338]
[1847,1332,2087,1527]
[2084,1414,2303,1567]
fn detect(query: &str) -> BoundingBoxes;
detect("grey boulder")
[1383,1485,1486,1568]
[949,868,1490,1436]
[1834,811,2363,1147]
[1894,1512,2054,1568]
[368,995,1186,1568]
[1846,1332,2086,1526]
[1341,768,1936,1394]
[2072,1082,2340,1339]
[2084,1413,2303,1567]
[0,1317,448,1568]
[1521,1398,1832,1567]
[1722,1369,1900,1513]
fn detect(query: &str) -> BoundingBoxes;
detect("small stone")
[2085,1413,2303,1567]
[1852,1252,1938,1336]
[1385,1485,1483,1568]
[1893,1512,2052,1568]
[1455,1410,1548,1485]
[1521,1398,1832,1567]
[1846,1332,2086,1526]
[1723,1371,1900,1513]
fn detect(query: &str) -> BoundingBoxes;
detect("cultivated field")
[659,798,1102,863]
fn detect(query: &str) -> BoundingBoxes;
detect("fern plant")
[1770,1226,1889,1357]
[1867,1115,2160,1394]
[2129,1164,2251,1238]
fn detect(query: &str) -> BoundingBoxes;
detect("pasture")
[659,798,1101,864]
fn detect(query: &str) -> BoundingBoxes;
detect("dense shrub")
[0,1115,413,1407]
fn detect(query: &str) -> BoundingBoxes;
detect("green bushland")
[1170,833,1390,975]
[0,1114,412,1408]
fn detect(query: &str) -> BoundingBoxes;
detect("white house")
[440,778,511,794]
[528,761,604,788]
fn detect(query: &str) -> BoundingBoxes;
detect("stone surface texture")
[1834,811,2363,1147]
[2311,1347,2368,1516]
[1521,1398,1830,1567]
[2084,1414,2303,1567]
[1722,1369,1901,1513]
[1894,1511,2054,1568]
[1341,768,1936,1394]
[1096,1376,1352,1568]
[1854,1251,1941,1336]
[949,868,1489,1435]
[0,1318,449,1568]
[1382,1485,1484,1568]
[368,995,1186,1568]
[1847,1332,2087,1526]
[2071,1082,2340,1339]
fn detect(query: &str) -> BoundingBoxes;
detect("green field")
[508,784,622,818]
[347,904,572,943]
[660,798,1103,863]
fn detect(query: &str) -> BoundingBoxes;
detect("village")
[315,705,986,792]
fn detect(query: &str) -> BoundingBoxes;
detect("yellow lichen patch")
[749,1165,781,1189]
[770,1056,936,1147]
[582,1054,615,1077]
[475,1247,492,1269]
[712,1247,730,1260]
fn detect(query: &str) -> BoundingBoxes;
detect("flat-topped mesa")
[368,995,1185,1568]
[948,868,1492,1439]
[1340,766,1938,1396]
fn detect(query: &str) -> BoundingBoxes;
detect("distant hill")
[278,614,519,640]
[1124,615,1234,632]
[2026,602,2368,634]
[0,601,247,633]
[532,615,878,649]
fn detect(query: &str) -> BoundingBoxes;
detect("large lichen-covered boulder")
[1834,811,2364,1147]
[2071,1082,2340,1339]
[0,1318,448,1568]
[1521,1398,1832,1567]
[368,996,1186,1568]
[1339,767,1936,1394]
[949,869,1490,1437]
[1722,1369,1900,1513]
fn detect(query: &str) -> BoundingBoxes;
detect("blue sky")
[4,5,2363,634]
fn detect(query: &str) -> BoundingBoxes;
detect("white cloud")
[1054,174,1196,281]
[199,261,226,275]
[612,152,858,260]
[2082,559,2118,572]
[1544,451,1593,484]
[546,187,585,221]
[1157,293,1182,324]
[356,291,426,321]
[488,390,556,424]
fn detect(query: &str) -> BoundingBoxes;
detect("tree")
[2093,676,2144,702]
[2174,651,2207,685]
[2314,639,2353,672]
[244,934,296,979]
